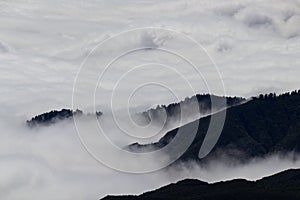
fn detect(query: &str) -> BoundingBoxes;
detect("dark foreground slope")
[102,169,300,200]
[129,90,300,161]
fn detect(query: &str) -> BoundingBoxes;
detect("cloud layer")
[0,0,300,199]
[0,0,299,115]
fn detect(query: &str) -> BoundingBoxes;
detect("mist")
[0,108,299,200]
[1,0,300,199]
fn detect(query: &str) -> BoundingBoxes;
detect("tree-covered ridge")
[102,169,300,200]
[27,109,102,127]
[27,94,244,128]
[129,90,300,161]
[137,94,245,130]
[144,94,244,116]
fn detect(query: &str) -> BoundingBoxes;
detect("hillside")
[129,90,300,162]
[102,169,300,200]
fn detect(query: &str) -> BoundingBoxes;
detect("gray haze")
[1,0,300,199]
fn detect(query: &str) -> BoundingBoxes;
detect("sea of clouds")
[1,0,300,199]
[1,0,300,115]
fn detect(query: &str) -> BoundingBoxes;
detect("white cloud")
[0,0,300,199]
[0,0,299,114]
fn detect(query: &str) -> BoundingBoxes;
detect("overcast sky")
[0,0,300,199]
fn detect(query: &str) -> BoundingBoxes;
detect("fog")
[0,108,300,200]
[1,0,300,199]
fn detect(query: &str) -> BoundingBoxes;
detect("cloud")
[166,153,300,183]
[0,0,300,199]
[1,0,299,115]
[1,114,300,200]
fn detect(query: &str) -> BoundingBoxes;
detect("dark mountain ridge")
[26,94,244,127]
[102,169,300,200]
[27,109,102,127]
[136,94,244,129]
[129,90,300,162]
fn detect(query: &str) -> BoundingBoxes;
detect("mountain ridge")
[128,90,300,163]
[26,94,244,127]
[101,168,300,200]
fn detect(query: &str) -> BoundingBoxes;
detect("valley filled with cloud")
[0,0,300,199]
